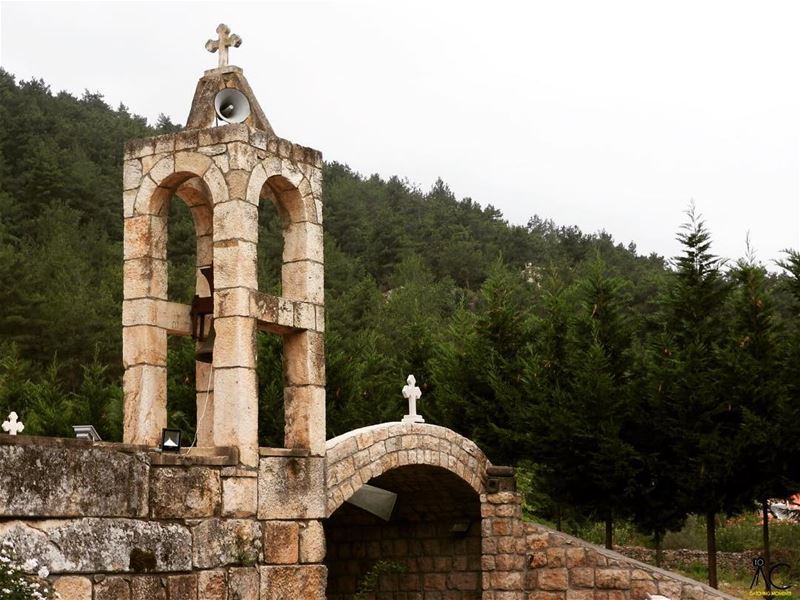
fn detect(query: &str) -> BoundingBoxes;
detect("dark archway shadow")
[325,465,482,600]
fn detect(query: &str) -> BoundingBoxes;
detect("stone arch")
[325,423,492,600]
[122,153,226,447]
[240,158,325,455]
[129,153,226,298]
[174,177,214,285]
[325,422,490,517]
[133,152,228,216]
[246,159,317,225]
[246,159,322,301]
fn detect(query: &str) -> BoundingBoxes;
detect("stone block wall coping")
[326,421,485,451]
[525,522,741,600]
[0,433,149,453]
[122,125,323,167]
[259,447,312,458]
[204,65,243,76]
[487,465,515,477]
[0,434,239,465]
[148,447,238,466]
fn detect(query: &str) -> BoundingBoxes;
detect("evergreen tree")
[659,206,736,588]
[526,262,640,548]
[429,263,531,464]
[723,253,792,587]
[627,330,690,565]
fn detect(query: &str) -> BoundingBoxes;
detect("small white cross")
[205,23,242,68]
[2,412,24,436]
[402,375,424,424]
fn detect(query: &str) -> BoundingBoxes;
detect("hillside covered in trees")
[0,69,798,587]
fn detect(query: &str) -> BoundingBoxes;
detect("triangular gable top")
[185,65,274,134]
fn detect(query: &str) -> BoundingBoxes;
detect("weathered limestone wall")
[0,435,327,600]
[0,426,742,600]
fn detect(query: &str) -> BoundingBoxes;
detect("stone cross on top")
[2,412,24,436]
[205,23,242,68]
[401,375,424,424]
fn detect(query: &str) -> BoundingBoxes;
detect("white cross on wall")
[2,412,24,435]
[402,374,424,424]
[205,23,242,68]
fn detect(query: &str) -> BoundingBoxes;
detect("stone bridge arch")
[325,422,490,516]
[324,422,521,600]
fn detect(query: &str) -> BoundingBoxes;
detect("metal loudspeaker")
[214,89,250,124]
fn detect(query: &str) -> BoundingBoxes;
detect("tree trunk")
[654,531,663,567]
[605,515,613,550]
[706,511,718,589]
[762,498,772,595]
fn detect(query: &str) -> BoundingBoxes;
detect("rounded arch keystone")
[324,422,490,516]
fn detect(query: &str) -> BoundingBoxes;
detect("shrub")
[0,540,59,600]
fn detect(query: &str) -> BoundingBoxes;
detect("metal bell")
[195,321,215,364]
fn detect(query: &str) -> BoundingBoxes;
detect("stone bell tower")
[121,24,325,467]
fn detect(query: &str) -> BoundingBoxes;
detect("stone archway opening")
[325,464,482,600]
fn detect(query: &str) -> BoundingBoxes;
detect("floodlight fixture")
[161,428,182,452]
[72,425,102,442]
[450,521,471,537]
[346,484,398,521]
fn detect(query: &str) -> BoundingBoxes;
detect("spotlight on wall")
[72,425,102,442]
[450,521,472,537]
[161,428,182,452]
[346,484,398,522]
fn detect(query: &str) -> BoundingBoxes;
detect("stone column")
[194,205,214,447]
[282,220,325,456]
[195,360,215,447]
[481,491,527,600]
[122,208,169,446]
[212,197,260,466]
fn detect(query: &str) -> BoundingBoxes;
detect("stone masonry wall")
[0,429,746,600]
[326,503,482,600]
[524,523,741,600]
[0,435,327,600]
[480,492,529,600]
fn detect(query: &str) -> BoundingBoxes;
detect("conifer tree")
[724,252,790,587]
[660,206,735,588]
[429,263,531,464]
[627,331,690,565]
[527,263,639,548]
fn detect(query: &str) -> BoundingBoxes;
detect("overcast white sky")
[2,1,799,266]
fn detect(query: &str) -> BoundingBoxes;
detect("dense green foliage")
[1,70,799,587]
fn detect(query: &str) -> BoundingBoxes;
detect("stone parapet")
[0,438,149,518]
[523,523,741,600]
